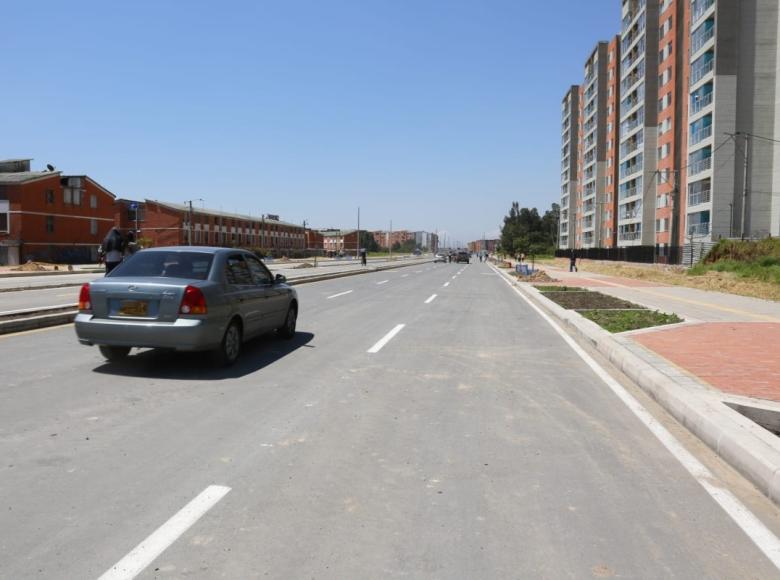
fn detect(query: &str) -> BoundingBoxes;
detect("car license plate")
[119,300,148,317]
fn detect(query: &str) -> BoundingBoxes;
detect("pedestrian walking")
[102,227,126,274]
[569,252,578,273]
[360,249,367,266]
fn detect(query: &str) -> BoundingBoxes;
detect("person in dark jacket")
[102,227,126,274]
[569,251,578,272]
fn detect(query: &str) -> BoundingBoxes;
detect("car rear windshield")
[109,252,214,280]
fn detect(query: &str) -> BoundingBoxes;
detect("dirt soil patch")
[541,290,641,310]
[545,258,780,302]
[296,262,315,268]
[579,310,683,333]
[534,285,586,292]
[12,261,52,272]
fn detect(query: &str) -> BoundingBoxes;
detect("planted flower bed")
[535,287,682,333]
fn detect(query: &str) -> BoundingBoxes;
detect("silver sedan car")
[75,247,298,365]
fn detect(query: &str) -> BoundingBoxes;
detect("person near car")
[102,227,126,274]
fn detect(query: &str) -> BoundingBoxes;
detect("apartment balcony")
[619,206,643,221]
[621,67,645,94]
[688,221,711,236]
[621,39,646,77]
[690,56,714,87]
[689,124,712,147]
[621,112,645,135]
[691,21,715,55]
[619,231,642,241]
[620,137,644,159]
[690,90,713,116]
[688,187,711,206]
[692,0,715,26]
[688,156,712,176]
[619,186,640,200]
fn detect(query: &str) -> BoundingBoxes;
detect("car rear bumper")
[74,314,222,351]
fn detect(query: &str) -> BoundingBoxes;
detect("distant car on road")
[456,251,470,263]
[433,253,447,263]
[74,247,299,366]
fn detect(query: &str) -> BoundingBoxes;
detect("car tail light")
[180,285,207,315]
[78,283,92,312]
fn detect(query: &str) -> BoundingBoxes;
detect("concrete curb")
[0,259,434,335]
[0,310,77,334]
[492,265,780,506]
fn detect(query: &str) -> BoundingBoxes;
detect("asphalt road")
[2,261,780,578]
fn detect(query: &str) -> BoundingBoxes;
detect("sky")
[3,0,619,245]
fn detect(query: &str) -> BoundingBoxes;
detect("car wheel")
[99,345,131,362]
[278,305,297,339]
[214,320,242,366]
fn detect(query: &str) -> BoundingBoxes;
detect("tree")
[360,230,380,252]
[499,201,558,257]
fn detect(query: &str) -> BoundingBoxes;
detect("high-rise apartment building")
[617,0,660,247]
[603,35,622,248]
[580,42,610,248]
[683,0,780,244]
[558,0,780,261]
[559,86,580,250]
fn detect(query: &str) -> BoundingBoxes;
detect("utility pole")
[740,132,750,239]
[183,198,203,246]
[389,220,392,260]
[356,206,360,258]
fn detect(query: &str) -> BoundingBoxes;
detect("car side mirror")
[275,274,286,284]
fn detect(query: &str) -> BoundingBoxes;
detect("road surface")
[2,261,779,578]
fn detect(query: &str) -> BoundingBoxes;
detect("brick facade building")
[115,199,306,254]
[0,159,116,265]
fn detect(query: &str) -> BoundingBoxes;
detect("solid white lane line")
[376,280,389,285]
[327,290,353,299]
[443,282,450,287]
[451,275,457,279]
[492,266,780,571]
[401,274,409,278]
[414,270,423,274]
[367,324,405,354]
[98,485,231,580]
[425,294,437,304]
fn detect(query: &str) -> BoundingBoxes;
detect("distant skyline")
[3,1,619,243]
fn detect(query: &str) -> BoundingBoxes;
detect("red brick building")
[371,229,414,249]
[305,229,324,250]
[0,159,116,265]
[115,199,306,254]
[319,229,359,256]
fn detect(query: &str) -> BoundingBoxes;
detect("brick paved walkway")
[634,322,780,402]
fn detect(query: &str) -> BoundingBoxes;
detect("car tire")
[278,305,297,339]
[99,345,131,361]
[214,319,242,366]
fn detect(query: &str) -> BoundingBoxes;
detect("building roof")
[143,199,303,229]
[318,229,357,236]
[0,171,60,184]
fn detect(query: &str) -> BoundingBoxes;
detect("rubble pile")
[12,261,50,272]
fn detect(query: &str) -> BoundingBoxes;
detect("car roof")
[140,246,242,255]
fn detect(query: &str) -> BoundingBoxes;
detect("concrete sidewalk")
[541,263,780,404]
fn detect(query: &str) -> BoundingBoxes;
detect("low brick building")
[0,159,117,265]
[116,199,306,254]
[319,229,359,256]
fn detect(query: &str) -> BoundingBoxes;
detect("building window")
[0,210,7,233]
[46,215,55,233]
[90,219,98,235]
[45,190,55,204]
[90,194,97,209]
